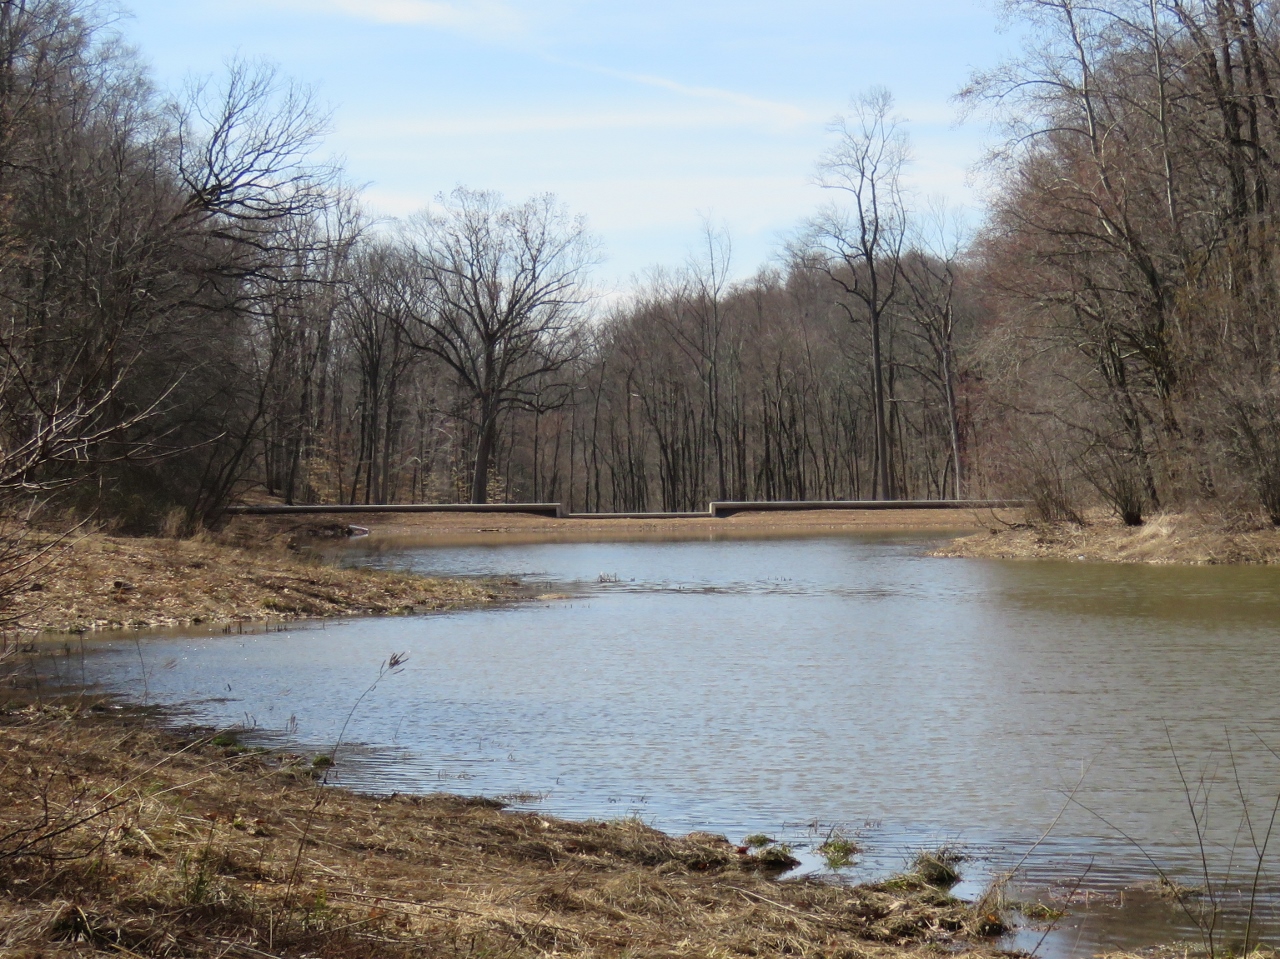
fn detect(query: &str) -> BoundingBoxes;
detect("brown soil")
[935,511,1280,565]
[0,704,1010,959]
[2,532,502,636]
[226,507,1002,547]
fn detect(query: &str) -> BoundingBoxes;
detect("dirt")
[0,531,504,636]
[0,704,1013,959]
[935,510,1280,565]
[225,507,1003,547]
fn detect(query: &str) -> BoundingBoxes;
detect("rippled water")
[41,532,1280,955]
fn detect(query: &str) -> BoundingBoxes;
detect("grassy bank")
[935,511,1280,565]
[0,704,1012,959]
[1,530,504,636]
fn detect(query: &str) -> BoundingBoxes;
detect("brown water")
[45,533,1280,956]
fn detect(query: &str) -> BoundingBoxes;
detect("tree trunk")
[871,310,893,500]
[471,412,497,504]
[941,320,962,500]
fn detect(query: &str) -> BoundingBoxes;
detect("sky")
[115,0,1019,291]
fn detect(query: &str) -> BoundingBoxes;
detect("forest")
[6,0,1280,530]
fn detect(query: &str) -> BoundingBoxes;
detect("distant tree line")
[9,0,1280,530]
[252,188,975,516]
[246,87,977,516]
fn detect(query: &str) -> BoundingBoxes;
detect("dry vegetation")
[0,704,1011,959]
[0,528,503,636]
[936,511,1280,565]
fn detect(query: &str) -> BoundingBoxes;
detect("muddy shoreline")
[275,506,1003,544]
[2,508,1000,637]
[0,702,1016,958]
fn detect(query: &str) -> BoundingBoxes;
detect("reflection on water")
[45,533,1280,956]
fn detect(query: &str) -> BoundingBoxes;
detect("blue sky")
[118,0,1016,290]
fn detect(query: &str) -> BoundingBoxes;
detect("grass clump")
[910,844,966,888]
[816,831,860,869]
[737,833,800,871]
[1014,900,1066,922]
[752,842,800,870]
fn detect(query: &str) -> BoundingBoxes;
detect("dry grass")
[0,705,1011,959]
[1098,953,1278,959]
[0,530,503,636]
[934,510,1280,565]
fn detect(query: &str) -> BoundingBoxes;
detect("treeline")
[0,0,342,531]
[255,214,975,515]
[10,0,1280,530]
[242,90,977,515]
[0,0,977,528]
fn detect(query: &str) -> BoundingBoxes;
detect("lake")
[41,531,1280,955]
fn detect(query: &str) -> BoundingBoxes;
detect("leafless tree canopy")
[398,189,597,504]
[960,0,1280,525]
[0,0,988,522]
[10,0,1280,530]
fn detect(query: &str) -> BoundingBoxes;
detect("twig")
[1031,856,1093,957]
[283,652,408,912]
[1166,723,1220,956]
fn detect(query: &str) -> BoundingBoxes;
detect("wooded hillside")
[5,0,1280,530]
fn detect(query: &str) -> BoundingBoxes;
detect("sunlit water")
[33,532,1280,956]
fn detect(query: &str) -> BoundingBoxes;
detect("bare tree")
[400,188,597,504]
[803,89,910,500]
[899,202,968,499]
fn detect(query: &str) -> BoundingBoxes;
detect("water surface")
[52,532,1280,955]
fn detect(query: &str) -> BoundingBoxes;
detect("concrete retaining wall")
[226,500,1024,519]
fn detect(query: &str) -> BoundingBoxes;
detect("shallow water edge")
[19,529,1280,956]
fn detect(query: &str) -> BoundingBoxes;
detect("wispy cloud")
[552,58,815,129]
[265,0,525,34]
[345,105,809,139]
